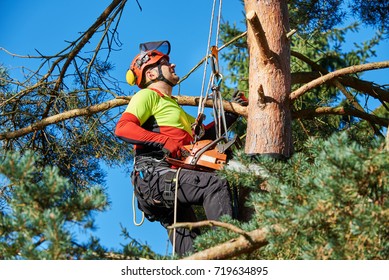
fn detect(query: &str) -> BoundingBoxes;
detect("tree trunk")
[244,0,292,158]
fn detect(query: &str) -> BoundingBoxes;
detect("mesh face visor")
[135,41,171,69]
[140,41,170,55]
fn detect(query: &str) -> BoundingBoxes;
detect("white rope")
[215,0,223,47]
[172,167,182,258]
[198,0,224,118]
[132,190,145,226]
[198,0,217,116]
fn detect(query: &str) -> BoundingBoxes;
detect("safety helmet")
[126,41,171,88]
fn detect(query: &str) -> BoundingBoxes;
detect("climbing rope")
[178,31,247,85]
[189,0,229,144]
[132,190,145,226]
[198,0,221,116]
[171,167,182,258]
[198,0,223,116]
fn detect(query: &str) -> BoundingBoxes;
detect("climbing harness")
[131,153,173,226]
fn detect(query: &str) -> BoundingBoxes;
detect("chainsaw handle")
[189,137,225,165]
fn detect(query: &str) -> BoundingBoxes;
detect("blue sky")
[1,0,388,256]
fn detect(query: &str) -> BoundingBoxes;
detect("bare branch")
[0,95,247,141]
[176,96,248,118]
[293,106,389,127]
[0,97,128,140]
[3,90,388,141]
[292,72,389,103]
[292,50,367,112]
[168,220,250,238]
[290,61,389,101]
[53,0,127,91]
[182,226,282,260]
[246,10,271,62]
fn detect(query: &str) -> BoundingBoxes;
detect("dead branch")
[292,72,389,104]
[290,61,389,101]
[246,10,271,62]
[175,96,248,118]
[183,226,281,260]
[292,51,366,112]
[3,89,389,141]
[293,106,389,127]
[0,98,128,140]
[53,0,127,92]
[291,53,388,133]
[0,95,247,141]
[168,220,250,238]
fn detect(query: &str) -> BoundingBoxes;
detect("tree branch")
[0,98,128,140]
[182,226,281,260]
[53,0,127,91]
[292,71,389,104]
[3,89,388,141]
[168,220,250,238]
[293,106,389,127]
[292,50,367,112]
[0,96,247,140]
[246,10,271,62]
[290,61,389,101]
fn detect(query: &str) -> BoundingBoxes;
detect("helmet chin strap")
[144,64,175,88]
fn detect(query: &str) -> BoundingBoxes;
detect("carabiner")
[210,46,219,76]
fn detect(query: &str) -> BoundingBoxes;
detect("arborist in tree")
[115,41,247,256]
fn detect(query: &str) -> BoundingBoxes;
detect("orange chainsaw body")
[166,139,228,171]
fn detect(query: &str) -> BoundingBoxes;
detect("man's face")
[158,58,180,85]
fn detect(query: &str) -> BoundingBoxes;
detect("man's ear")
[145,68,157,81]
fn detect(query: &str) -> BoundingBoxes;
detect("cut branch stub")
[246,10,271,64]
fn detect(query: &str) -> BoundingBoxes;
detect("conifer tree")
[193,133,388,259]
[0,150,110,259]
[0,150,162,259]
[1,0,388,260]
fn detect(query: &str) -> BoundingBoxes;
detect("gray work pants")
[132,166,233,256]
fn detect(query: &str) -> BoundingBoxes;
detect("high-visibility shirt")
[115,88,197,156]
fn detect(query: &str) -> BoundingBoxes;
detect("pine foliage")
[195,133,389,259]
[0,150,109,259]
[1,1,388,260]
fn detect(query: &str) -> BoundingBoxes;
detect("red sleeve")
[115,112,168,148]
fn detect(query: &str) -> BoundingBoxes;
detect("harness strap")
[133,155,176,209]
[163,172,176,208]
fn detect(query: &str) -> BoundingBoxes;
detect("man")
[115,41,245,256]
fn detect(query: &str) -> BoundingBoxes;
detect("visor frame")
[139,41,171,56]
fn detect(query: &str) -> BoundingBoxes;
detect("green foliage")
[120,225,165,260]
[0,150,168,259]
[0,150,109,259]
[1,1,388,260]
[196,133,388,259]
[350,0,389,35]
[291,23,384,150]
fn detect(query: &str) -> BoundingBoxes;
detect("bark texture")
[244,0,293,158]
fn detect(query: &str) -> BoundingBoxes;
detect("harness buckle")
[163,172,176,208]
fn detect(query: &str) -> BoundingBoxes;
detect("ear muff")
[126,69,136,86]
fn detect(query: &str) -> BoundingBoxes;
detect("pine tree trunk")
[244,0,292,158]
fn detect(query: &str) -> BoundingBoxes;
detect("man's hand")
[162,138,182,159]
[232,90,248,106]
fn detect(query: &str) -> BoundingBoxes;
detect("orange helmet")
[126,41,170,88]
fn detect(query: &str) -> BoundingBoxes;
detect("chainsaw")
[166,135,240,171]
